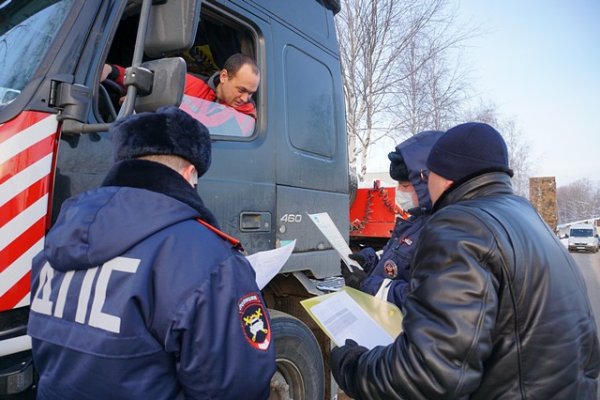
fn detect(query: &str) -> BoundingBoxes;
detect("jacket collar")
[102,159,219,227]
[433,172,514,212]
[207,71,220,92]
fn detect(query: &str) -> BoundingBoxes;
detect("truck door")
[268,2,349,279]
[181,3,277,257]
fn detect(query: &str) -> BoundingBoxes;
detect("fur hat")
[388,151,409,181]
[427,122,513,182]
[111,106,211,176]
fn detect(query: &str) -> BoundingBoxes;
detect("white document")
[246,240,296,289]
[307,212,362,272]
[309,290,393,349]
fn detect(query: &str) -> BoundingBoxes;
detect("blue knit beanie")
[111,106,211,177]
[427,122,513,181]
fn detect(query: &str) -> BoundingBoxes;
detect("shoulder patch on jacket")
[384,259,398,278]
[239,293,271,351]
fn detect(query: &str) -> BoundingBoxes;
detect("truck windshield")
[0,0,75,106]
[571,229,594,237]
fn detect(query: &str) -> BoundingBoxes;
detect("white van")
[568,224,599,253]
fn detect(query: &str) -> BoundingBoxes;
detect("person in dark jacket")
[28,107,275,399]
[331,122,600,399]
[342,131,442,307]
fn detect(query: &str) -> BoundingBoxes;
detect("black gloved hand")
[348,247,378,274]
[330,339,368,398]
[341,260,367,290]
[348,252,366,267]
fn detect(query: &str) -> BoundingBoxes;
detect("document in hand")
[307,212,362,272]
[245,240,296,289]
[300,287,403,350]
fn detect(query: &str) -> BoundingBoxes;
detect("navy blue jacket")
[28,160,276,399]
[360,131,441,306]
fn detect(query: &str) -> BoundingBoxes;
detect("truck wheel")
[269,310,324,400]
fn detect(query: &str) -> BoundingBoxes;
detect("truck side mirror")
[134,57,186,113]
[145,0,202,57]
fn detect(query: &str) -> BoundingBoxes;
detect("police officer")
[28,107,276,399]
[342,130,442,307]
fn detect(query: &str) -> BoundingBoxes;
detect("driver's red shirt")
[185,74,256,119]
[112,65,256,119]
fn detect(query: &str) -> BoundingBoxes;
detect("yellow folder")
[300,286,403,349]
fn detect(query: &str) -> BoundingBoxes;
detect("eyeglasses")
[420,169,429,182]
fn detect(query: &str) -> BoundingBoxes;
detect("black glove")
[330,339,368,398]
[348,248,378,274]
[341,260,367,290]
[348,252,368,269]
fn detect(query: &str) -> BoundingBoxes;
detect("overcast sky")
[367,0,600,187]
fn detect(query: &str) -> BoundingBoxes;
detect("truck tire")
[269,310,324,400]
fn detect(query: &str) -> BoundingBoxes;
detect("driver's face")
[219,64,260,108]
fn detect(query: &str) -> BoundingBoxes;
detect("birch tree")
[557,180,600,223]
[336,0,471,179]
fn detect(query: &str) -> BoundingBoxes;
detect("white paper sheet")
[309,290,393,349]
[246,240,296,289]
[307,212,362,271]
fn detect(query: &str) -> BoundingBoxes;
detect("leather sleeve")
[351,206,500,399]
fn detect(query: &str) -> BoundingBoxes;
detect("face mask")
[395,188,416,211]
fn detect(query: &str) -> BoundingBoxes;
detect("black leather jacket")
[346,172,600,399]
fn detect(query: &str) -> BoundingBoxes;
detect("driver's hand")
[101,64,113,81]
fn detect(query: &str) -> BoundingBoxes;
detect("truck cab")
[0,1,347,398]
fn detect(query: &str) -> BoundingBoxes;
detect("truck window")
[285,46,336,158]
[0,0,75,106]
[101,3,259,138]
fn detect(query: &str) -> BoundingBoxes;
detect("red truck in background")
[349,180,408,250]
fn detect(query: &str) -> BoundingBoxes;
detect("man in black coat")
[331,122,600,399]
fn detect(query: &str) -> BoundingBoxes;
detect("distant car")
[567,224,599,253]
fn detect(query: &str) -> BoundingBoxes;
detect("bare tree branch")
[557,180,600,223]
[463,102,533,197]
[336,0,474,180]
